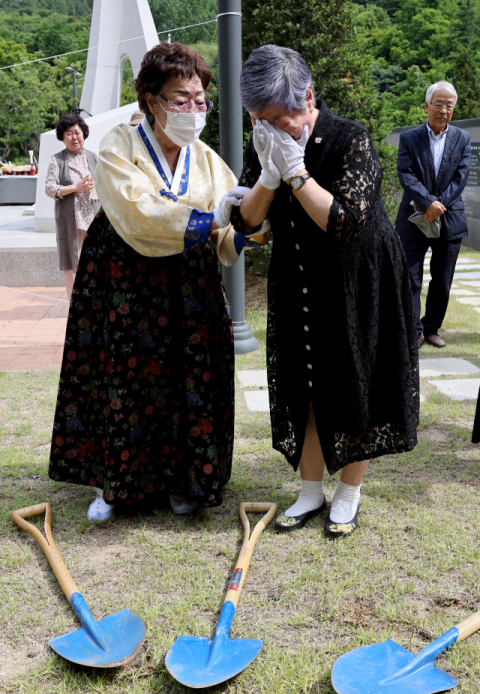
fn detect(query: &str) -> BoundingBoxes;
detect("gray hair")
[240,45,314,113]
[426,81,458,105]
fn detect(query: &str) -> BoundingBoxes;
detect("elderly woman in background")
[233,45,419,538]
[45,113,100,299]
[48,42,264,522]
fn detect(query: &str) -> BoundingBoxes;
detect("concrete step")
[0,247,63,287]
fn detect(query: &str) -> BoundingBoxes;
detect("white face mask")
[154,96,206,147]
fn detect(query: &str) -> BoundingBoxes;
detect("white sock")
[284,479,324,517]
[93,487,114,508]
[330,481,361,523]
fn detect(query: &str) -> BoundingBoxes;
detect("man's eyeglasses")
[158,94,213,113]
[429,102,455,112]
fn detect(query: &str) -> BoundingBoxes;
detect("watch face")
[291,176,303,189]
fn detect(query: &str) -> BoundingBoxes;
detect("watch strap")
[290,173,311,190]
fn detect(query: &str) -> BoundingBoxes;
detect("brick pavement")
[0,286,68,371]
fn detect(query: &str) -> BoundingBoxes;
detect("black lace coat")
[233,101,419,474]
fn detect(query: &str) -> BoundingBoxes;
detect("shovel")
[331,608,480,693]
[11,502,145,668]
[165,501,277,688]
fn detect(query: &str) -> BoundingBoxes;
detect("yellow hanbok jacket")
[95,117,267,266]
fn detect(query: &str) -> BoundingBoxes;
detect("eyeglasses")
[429,102,455,112]
[158,94,213,113]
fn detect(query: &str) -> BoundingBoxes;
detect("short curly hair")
[135,42,212,115]
[56,113,89,142]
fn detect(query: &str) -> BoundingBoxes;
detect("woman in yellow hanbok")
[48,42,265,522]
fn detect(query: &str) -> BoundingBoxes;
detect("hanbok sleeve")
[95,125,213,257]
[204,148,270,267]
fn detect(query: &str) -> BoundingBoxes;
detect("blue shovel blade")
[50,606,146,668]
[332,639,458,694]
[165,635,263,688]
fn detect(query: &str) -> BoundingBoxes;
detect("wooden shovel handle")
[11,502,79,602]
[223,502,277,609]
[455,610,480,642]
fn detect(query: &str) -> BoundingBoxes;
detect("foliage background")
[1,0,479,228]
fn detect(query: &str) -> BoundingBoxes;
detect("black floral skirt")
[48,210,234,508]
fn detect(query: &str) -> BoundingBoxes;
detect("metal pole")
[66,67,80,115]
[72,72,79,113]
[217,0,259,354]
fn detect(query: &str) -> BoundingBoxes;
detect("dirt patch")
[418,427,452,443]
[245,269,268,312]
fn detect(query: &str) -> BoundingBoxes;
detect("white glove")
[252,122,282,190]
[213,185,251,228]
[260,120,309,181]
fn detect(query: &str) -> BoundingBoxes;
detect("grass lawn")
[2,250,480,693]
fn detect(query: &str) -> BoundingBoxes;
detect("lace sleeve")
[230,135,262,235]
[45,156,62,200]
[326,129,382,242]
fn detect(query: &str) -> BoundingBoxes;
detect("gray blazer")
[54,148,101,271]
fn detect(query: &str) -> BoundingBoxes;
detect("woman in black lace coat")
[233,46,419,538]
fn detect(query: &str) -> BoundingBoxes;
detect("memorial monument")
[80,0,159,115]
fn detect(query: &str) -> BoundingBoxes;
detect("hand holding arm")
[213,185,252,229]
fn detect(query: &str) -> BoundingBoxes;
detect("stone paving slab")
[423,260,476,268]
[0,205,56,248]
[428,378,480,400]
[244,390,269,412]
[449,289,476,295]
[456,297,480,305]
[453,272,480,280]
[419,358,479,377]
[459,280,480,287]
[452,264,480,271]
[0,286,67,371]
[237,370,268,388]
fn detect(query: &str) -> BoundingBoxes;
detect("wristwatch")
[289,173,311,190]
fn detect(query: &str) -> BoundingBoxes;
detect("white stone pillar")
[79,0,159,116]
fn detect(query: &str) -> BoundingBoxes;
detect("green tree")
[242,0,379,125]
[0,39,83,161]
[149,0,217,44]
[353,3,392,58]
[352,0,400,17]
[450,0,480,118]
[240,0,402,222]
[0,0,92,16]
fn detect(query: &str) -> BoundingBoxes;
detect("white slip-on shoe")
[87,495,115,522]
[169,495,195,515]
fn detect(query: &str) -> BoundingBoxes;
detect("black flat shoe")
[324,509,358,539]
[274,496,327,533]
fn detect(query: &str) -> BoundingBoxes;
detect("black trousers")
[400,233,462,337]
